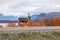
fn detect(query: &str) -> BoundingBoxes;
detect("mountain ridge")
[31,12,60,21]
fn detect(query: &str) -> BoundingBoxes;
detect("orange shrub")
[27,21,32,26]
[27,21,40,27]
[0,25,3,27]
[19,22,25,27]
[7,22,17,27]
[52,17,60,26]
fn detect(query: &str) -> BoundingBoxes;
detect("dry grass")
[0,32,60,40]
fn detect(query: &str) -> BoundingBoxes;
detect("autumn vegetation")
[0,25,3,27]
[4,17,60,27]
[18,17,60,26]
[19,22,26,27]
[7,21,17,27]
[27,17,60,26]
[44,17,60,26]
[27,21,40,27]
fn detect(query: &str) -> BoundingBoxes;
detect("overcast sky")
[0,0,60,17]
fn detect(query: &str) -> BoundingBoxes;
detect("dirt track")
[0,26,60,33]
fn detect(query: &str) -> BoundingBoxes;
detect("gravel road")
[0,26,60,33]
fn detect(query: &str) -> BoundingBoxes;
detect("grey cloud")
[0,0,60,16]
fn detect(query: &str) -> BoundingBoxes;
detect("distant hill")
[0,20,18,23]
[0,12,60,22]
[0,14,18,21]
[31,14,39,21]
[47,12,60,19]
[31,12,60,21]
[0,14,18,23]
